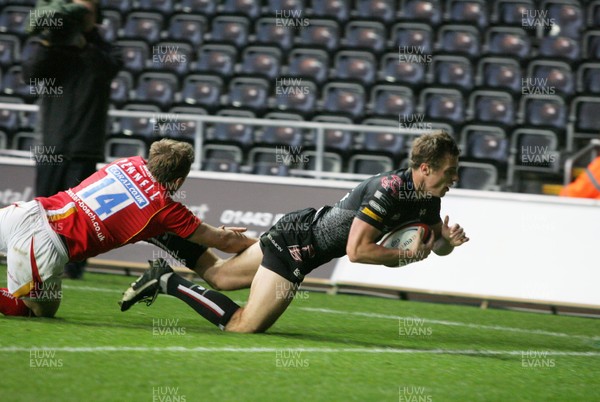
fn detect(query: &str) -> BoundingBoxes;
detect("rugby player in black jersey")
[120,130,469,332]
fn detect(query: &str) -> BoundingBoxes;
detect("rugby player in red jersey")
[0,139,256,318]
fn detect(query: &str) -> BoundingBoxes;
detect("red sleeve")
[153,202,202,239]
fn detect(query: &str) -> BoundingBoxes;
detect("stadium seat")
[333,51,376,85]
[137,0,174,14]
[419,87,465,124]
[167,14,206,47]
[179,0,217,15]
[507,129,560,188]
[576,62,600,94]
[2,65,31,99]
[247,146,286,166]
[110,71,134,107]
[356,0,396,23]
[203,159,241,173]
[117,103,161,139]
[491,0,535,27]
[240,46,282,80]
[457,162,499,190]
[116,40,149,74]
[274,79,318,115]
[267,0,303,15]
[526,60,574,96]
[122,12,164,44]
[400,0,442,25]
[518,94,566,129]
[544,0,583,39]
[477,57,523,93]
[430,55,474,91]
[260,112,304,148]
[98,10,121,43]
[380,53,426,85]
[210,16,250,49]
[459,125,509,164]
[194,44,237,78]
[312,0,350,22]
[360,117,405,159]
[0,6,30,35]
[165,106,207,140]
[311,115,354,156]
[538,36,580,61]
[567,96,600,151]
[105,137,147,162]
[11,131,39,151]
[0,95,23,134]
[437,25,480,58]
[227,77,270,111]
[209,109,255,150]
[468,90,515,126]
[369,85,414,119]
[322,82,366,120]
[202,143,244,164]
[298,19,340,52]
[180,74,223,110]
[446,0,488,28]
[582,30,600,59]
[101,0,132,13]
[588,0,600,27]
[344,21,386,53]
[254,18,294,50]
[392,23,434,55]
[0,34,20,67]
[252,162,289,176]
[287,48,329,84]
[134,72,178,109]
[224,0,262,19]
[300,150,343,173]
[348,154,394,175]
[485,27,531,58]
[150,42,192,76]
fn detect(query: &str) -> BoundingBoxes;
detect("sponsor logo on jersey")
[380,175,403,198]
[368,200,387,216]
[106,165,149,208]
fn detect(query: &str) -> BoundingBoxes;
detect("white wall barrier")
[0,158,598,307]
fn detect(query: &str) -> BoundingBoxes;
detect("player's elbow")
[346,245,361,263]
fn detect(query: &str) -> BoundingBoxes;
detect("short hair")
[409,130,460,170]
[147,139,194,184]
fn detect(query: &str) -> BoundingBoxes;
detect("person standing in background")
[23,0,122,278]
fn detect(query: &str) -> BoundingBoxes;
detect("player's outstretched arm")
[346,218,433,266]
[187,222,257,254]
[431,215,469,256]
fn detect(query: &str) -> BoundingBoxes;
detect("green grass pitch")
[1,266,599,402]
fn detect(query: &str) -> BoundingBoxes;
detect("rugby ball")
[378,223,432,250]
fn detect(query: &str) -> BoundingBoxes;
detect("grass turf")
[1,267,599,402]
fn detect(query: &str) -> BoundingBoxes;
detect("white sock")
[159,272,173,293]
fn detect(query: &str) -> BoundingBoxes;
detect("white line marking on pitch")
[299,307,600,342]
[0,346,599,356]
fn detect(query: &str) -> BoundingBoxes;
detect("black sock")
[162,273,239,330]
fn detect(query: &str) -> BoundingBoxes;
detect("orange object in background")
[560,157,600,199]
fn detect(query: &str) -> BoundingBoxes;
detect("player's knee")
[224,309,269,333]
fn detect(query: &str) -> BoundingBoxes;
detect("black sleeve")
[84,28,123,79]
[21,40,70,81]
[356,186,397,232]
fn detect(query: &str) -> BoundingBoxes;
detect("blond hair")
[409,130,460,170]
[147,139,194,184]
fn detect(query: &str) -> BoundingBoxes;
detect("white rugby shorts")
[0,200,68,300]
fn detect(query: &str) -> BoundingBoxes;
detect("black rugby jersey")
[311,168,442,261]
